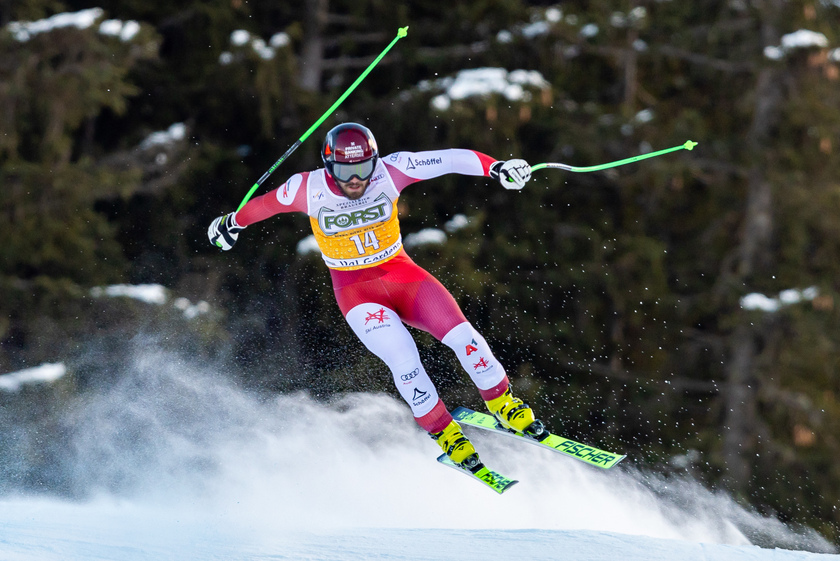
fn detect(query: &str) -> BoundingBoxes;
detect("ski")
[436,454,518,494]
[451,406,626,470]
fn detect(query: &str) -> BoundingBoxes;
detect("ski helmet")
[322,123,379,182]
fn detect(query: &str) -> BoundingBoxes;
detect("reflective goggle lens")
[331,158,376,182]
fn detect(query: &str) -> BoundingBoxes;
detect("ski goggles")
[328,157,378,182]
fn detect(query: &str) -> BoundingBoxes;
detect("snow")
[445,213,471,233]
[741,287,818,312]
[497,29,514,43]
[427,67,550,111]
[6,8,140,43]
[88,283,211,319]
[173,297,210,319]
[522,20,551,38]
[230,29,251,46]
[498,7,562,41]
[0,351,835,560]
[404,228,447,248]
[250,38,274,60]
[90,283,168,305]
[0,509,834,561]
[270,32,290,48]
[98,18,140,41]
[296,234,321,255]
[610,8,647,27]
[6,8,103,41]
[634,108,655,124]
[611,12,629,27]
[546,7,563,23]
[764,29,830,59]
[0,362,66,392]
[139,123,186,149]
[580,23,600,38]
[764,46,786,61]
[782,30,829,51]
[222,29,290,64]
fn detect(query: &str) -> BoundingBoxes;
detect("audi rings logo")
[401,368,420,382]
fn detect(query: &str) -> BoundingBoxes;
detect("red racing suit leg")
[331,250,509,433]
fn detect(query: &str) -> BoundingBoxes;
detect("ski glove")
[489,159,532,190]
[208,212,245,251]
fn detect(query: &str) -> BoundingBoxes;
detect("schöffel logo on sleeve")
[406,156,442,170]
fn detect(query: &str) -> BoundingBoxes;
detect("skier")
[209,122,544,469]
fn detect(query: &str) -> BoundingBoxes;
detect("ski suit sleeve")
[234,172,309,226]
[382,149,497,193]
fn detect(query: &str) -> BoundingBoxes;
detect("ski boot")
[430,420,480,469]
[485,387,547,440]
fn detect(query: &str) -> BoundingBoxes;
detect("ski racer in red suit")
[209,123,544,469]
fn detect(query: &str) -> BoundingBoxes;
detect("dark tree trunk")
[720,0,786,496]
[299,0,328,92]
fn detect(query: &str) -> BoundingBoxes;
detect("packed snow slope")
[0,350,836,560]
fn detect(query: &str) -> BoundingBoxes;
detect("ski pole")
[530,140,697,174]
[235,26,409,212]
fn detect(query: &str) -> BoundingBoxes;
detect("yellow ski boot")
[485,387,546,438]
[431,420,480,468]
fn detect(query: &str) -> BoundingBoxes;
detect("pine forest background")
[1,0,840,547]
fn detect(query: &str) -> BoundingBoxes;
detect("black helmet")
[322,123,379,182]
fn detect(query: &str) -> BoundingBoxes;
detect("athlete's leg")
[343,302,452,433]
[330,258,499,434]
[388,263,511,400]
[441,321,509,401]
[442,320,540,433]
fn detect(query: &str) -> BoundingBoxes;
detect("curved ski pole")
[235,26,409,212]
[530,140,697,174]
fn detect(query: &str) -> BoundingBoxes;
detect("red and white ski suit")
[235,148,510,433]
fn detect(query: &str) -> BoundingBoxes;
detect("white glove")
[208,212,245,251]
[489,159,532,190]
